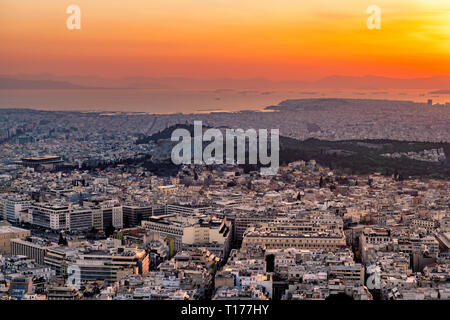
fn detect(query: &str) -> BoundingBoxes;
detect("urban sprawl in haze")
[0,98,449,301]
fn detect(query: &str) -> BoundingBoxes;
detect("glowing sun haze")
[0,0,448,80]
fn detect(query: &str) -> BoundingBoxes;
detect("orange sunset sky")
[0,0,449,80]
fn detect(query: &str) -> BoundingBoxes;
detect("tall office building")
[69,208,93,232]
[11,237,57,264]
[1,195,31,223]
[122,205,153,227]
[31,203,70,230]
[66,247,149,287]
[0,225,31,255]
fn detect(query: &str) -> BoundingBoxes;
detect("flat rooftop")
[21,156,63,165]
[0,226,30,234]
[22,155,61,161]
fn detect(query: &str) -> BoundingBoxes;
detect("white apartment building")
[0,195,31,223]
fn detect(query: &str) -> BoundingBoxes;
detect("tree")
[105,225,115,237]
[319,176,325,188]
[87,227,98,240]
[394,169,399,181]
[58,233,68,246]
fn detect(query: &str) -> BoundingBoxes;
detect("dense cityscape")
[1,2,449,318]
[0,99,449,301]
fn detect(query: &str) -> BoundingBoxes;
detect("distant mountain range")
[0,77,101,90]
[0,74,449,90]
[311,75,450,90]
[429,89,450,95]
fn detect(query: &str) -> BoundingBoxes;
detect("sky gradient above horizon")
[0,0,449,80]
